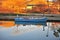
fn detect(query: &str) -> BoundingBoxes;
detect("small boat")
[14,17,48,26]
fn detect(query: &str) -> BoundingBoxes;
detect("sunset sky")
[0,0,60,14]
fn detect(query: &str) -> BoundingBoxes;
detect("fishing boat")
[14,17,48,26]
[14,4,48,26]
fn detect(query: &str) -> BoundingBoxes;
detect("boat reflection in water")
[0,21,60,40]
[14,17,48,32]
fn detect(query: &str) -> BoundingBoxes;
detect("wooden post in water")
[46,23,50,37]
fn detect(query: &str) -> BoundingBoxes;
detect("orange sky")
[0,0,48,13]
[0,0,60,14]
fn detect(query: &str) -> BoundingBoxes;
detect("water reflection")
[51,22,60,37]
[0,21,60,40]
[12,25,41,36]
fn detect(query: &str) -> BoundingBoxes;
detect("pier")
[0,13,60,22]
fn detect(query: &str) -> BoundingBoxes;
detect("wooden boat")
[14,17,48,26]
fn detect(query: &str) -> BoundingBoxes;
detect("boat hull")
[14,17,48,26]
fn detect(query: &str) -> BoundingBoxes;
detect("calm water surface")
[0,21,60,40]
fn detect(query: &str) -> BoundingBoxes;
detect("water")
[0,21,60,40]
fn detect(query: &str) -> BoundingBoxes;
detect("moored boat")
[14,17,48,26]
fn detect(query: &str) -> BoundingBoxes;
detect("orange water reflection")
[0,21,60,28]
[0,21,15,28]
[52,22,60,27]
